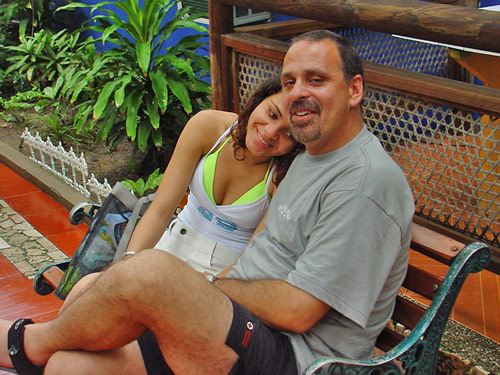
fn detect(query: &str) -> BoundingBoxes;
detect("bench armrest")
[303,242,491,375]
[69,201,101,225]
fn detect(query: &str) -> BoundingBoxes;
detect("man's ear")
[348,74,364,108]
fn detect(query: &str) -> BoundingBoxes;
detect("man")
[0,30,414,375]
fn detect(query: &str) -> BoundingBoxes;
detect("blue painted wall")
[68,0,208,53]
[479,0,500,7]
[60,0,291,54]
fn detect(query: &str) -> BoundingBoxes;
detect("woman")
[12,78,302,375]
[63,77,298,301]
[58,77,297,301]
[123,76,301,274]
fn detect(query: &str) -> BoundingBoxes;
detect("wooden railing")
[207,0,500,273]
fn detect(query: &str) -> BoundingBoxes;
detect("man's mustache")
[289,100,321,114]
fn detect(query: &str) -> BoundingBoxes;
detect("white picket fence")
[21,128,112,203]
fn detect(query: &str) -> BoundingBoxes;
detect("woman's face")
[245,92,297,158]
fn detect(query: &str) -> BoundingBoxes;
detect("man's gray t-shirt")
[228,126,415,374]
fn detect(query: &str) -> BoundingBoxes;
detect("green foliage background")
[0,0,211,175]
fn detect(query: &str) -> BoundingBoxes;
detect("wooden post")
[209,0,233,110]
[219,0,500,54]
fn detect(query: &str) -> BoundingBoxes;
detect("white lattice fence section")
[21,128,112,203]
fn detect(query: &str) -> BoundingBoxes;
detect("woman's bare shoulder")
[189,110,238,132]
[184,110,239,152]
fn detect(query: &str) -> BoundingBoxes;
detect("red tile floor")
[0,164,88,320]
[0,162,499,373]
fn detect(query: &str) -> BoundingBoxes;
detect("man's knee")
[64,273,100,303]
[101,249,184,300]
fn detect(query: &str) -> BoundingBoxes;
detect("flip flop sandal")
[2,319,45,375]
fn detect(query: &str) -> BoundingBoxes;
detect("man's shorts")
[138,299,298,375]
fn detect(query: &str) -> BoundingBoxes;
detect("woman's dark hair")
[230,76,304,186]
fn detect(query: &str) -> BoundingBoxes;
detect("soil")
[0,109,144,186]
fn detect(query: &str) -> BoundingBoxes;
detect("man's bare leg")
[58,272,100,314]
[42,273,146,375]
[44,341,146,375]
[1,249,238,374]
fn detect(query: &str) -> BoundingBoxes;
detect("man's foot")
[0,319,45,375]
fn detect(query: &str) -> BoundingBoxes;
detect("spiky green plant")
[58,0,211,171]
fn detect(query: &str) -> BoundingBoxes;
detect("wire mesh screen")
[237,54,282,110]
[236,52,499,247]
[363,87,499,246]
[339,29,449,77]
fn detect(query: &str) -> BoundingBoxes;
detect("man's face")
[281,39,356,154]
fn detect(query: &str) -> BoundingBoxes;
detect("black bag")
[54,182,154,299]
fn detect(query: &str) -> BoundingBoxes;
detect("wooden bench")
[33,201,492,375]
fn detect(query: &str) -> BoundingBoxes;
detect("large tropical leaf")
[150,70,168,113]
[94,80,122,120]
[125,90,144,140]
[151,128,163,148]
[114,74,133,108]
[136,41,151,75]
[162,54,195,80]
[97,108,118,141]
[166,74,192,113]
[137,122,151,151]
[146,96,160,129]
[75,103,93,133]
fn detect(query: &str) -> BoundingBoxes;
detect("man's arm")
[214,278,329,333]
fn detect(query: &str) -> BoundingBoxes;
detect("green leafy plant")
[0,0,42,44]
[58,0,211,172]
[0,0,76,40]
[0,0,87,101]
[0,85,52,111]
[0,111,20,123]
[4,24,83,86]
[0,68,30,99]
[121,168,163,197]
[25,102,94,146]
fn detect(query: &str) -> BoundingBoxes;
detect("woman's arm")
[126,110,238,254]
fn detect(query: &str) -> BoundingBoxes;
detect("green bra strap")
[231,157,274,205]
[203,136,232,206]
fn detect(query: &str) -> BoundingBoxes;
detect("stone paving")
[0,199,68,278]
